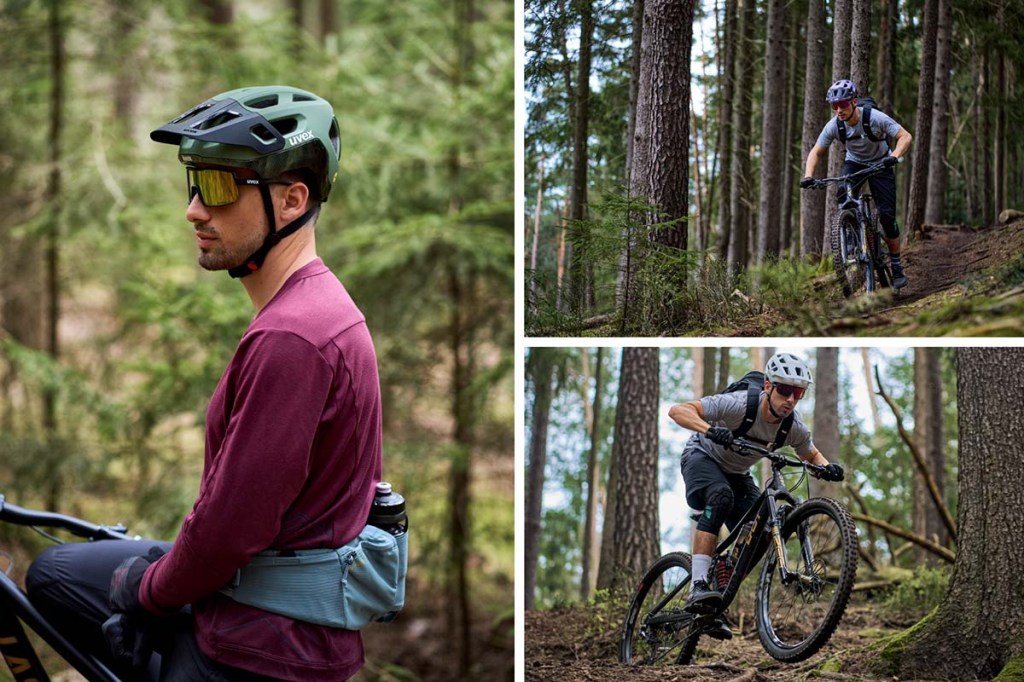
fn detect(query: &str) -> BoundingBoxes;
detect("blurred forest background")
[0,1,513,680]
[525,0,1024,335]
[525,346,956,608]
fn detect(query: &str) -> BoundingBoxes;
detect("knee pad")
[878,212,899,240]
[696,486,734,534]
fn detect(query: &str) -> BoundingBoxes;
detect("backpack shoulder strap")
[772,413,796,452]
[862,105,879,141]
[734,385,759,438]
[836,117,847,144]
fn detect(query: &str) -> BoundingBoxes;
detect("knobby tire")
[830,210,865,298]
[620,552,700,666]
[755,497,858,662]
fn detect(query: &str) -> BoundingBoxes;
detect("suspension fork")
[766,493,794,585]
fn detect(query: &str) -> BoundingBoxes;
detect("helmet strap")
[765,387,784,421]
[228,185,316,279]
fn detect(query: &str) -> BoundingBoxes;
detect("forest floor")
[816,215,1024,337]
[524,593,946,682]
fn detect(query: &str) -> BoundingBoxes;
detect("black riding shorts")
[680,448,761,533]
[837,159,900,240]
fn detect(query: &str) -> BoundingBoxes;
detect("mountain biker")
[800,79,914,289]
[27,86,383,681]
[667,352,845,633]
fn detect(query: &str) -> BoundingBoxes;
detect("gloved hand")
[800,176,816,189]
[108,546,165,614]
[818,463,845,481]
[882,155,898,168]
[102,612,153,670]
[705,426,734,447]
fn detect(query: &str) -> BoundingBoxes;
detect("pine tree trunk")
[726,0,755,274]
[876,0,897,113]
[811,348,839,500]
[702,348,716,398]
[779,18,800,257]
[617,0,645,306]
[924,0,953,225]
[580,348,605,601]
[824,0,852,251]
[529,158,544,306]
[993,1,1006,219]
[717,347,730,392]
[755,0,786,266]
[888,348,1024,679]
[525,350,556,609]
[606,348,661,592]
[799,0,826,257]
[849,0,870,95]
[905,0,939,240]
[716,0,736,261]
[568,0,594,316]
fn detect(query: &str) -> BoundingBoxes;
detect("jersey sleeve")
[699,392,748,431]
[872,109,902,139]
[140,330,334,613]
[816,117,838,148]
[786,415,815,457]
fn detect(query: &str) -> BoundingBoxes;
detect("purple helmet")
[826,79,858,103]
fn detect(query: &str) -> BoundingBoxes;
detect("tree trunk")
[568,0,594,316]
[981,48,992,226]
[755,0,786,267]
[525,350,556,609]
[717,347,730,392]
[824,0,852,251]
[885,348,1024,679]
[716,0,736,261]
[799,0,826,257]
[606,348,661,592]
[811,348,839,500]
[912,349,947,563]
[199,0,234,24]
[581,348,605,601]
[849,0,870,96]
[906,0,939,240]
[924,0,952,225]
[779,18,800,257]
[617,0,645,305]
[702,348,716,398]
[529,158,544,305]
[993,1,1006,219]
[876,0,897,113]
[726,0,755,274]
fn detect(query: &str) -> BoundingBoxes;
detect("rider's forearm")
[668,401,710,434]
[801,448,830,467]
[891,131,912,159]
[803,146,822,177]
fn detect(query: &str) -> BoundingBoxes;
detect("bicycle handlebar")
[0,494,131,541]
[803,156,905,190]
[726,438,826,475]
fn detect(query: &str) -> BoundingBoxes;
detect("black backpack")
[835,95,892,153]
[720,371,794,452]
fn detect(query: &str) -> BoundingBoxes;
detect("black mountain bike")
[0,494,139,682]
[620,438,858,666]
[804,160,904,298]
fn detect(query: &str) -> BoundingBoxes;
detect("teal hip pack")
[219,524,408,630]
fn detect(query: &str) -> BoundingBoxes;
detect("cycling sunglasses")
[773,383,806,400]
[831,99,853,111]
[186,168,291,207]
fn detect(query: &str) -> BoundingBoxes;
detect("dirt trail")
[822,218,1024,336]
[525,598,934,682]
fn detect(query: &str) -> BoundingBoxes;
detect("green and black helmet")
[151,85,341,202]
[151,86,341,277]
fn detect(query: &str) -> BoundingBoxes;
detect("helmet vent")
[271,117,298,136]
[196,111,241,130]
[293,94,315,102]
[251,124,279,144]
[246,95,279,109]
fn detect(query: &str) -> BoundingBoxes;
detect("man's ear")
[278,181,310,220]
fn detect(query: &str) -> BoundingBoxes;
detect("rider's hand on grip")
[819,463,845,481]
[102,612,153,670]
[108,546,166,615]
[882,156,898,168]
[705,426,734,447]
[800,176,816,189]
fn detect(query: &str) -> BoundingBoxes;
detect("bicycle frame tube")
[0,571,120,682]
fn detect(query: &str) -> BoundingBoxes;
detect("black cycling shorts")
[680,448,761,531]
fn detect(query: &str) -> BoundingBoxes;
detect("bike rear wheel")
[620,552,700,665]
[829,210,864,297]
[755,497,858,662]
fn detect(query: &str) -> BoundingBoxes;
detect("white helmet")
[765,352,813,388]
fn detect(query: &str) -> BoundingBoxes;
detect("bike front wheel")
[755,497,858,662]
[830,210,864,297]
[621,552,700,665]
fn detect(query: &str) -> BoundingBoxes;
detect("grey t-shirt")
[687,391,815,475]
[816,107,902,163]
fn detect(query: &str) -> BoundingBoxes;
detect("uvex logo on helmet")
[289,130,315,147]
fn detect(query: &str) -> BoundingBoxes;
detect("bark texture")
[525,351,556,609]
[824,0,852,250]
[811,348,839,500]
[755,0,786,264]
[906,0,939,239]
[716,0,736,261]
[726,0,755,273]
[889,348,1024,679]
[912,348,947,564]
[924,0,953,225]
[799,0,826,256]
[606,348,661,592]
[567,0,594,315]
[580,348,605,601]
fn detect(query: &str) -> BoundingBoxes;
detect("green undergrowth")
[880,565,950,625]
[994,654,1024,681]
[871,606,938,675]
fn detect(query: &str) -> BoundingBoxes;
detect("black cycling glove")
[819,463,845,481]
[882,156,898,168]
[800,176,816,189]
[705,426,734,447]
[108,546,165,614]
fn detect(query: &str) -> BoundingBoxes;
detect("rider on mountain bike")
[800,79,913,289]
[667,352,845,633]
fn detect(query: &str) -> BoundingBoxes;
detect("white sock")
[691,554,712,587]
